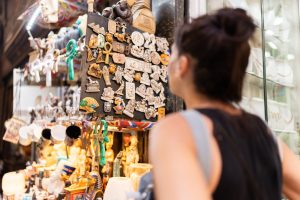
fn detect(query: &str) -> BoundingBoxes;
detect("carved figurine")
[87,63,103,79]
[124,133,139,177]
[86,77,100,93]
[113,97,125,114]
[102,132,115,178]
[102,0,133,24]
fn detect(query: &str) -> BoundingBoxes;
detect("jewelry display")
[115,81,125,96]
[136,84,146,98]
[89,34,100,49]
[112,41,125,53]
[101,87,115,103]
[123,100,136,118]
[103,42,114,64]
[131,31,144,46]
[102,66,111,86]
[131,45,144,58]
[140,72,150,86]
[87,63,103,79]
[150,51,161,65]
[108,19,117,34]
[86,77,100,93]
[104,102,112,113]
[113,66,123,84]
[113,97,125,114]
[112,53,126,64]
[125,82,135,100]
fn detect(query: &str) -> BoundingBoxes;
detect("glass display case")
[205,0,300,157]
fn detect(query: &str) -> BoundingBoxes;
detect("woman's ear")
[176,55,190,78]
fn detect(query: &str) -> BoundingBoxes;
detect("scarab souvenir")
[108,19,117,34]
[143,49,152,63]
[135,100,147,113]
[126,82,135,100]
[109,63,117,74]
[98,34,105,48]
[151,51,161,65]
[143,32,156,51]
[103,66,111,86]
[80,97,99,114]
[145,106,157,120]
[89,34,100,49]
[112,41,125,53]
[105,33,113,43]
[131,45,144,58]
[104,102,112,113]
[140,72,150,86]
[124,69,134,82]
[156,37,169,53]
[123,100,136,118]
[134,73,142,82]
[113,66,124,84]
[115,81,125,96]
[96,49,105,63]
[112,53,126,64]
[101,87,115,103]
[87,63,102,79]
[87,47,95,62]
[131,31,144,46]
[86,77,100,93]
[113,97,125,114]
[136,84,147,98]
[103,42,113,64]
[160,54,170,65]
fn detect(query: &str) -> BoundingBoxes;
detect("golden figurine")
[101,132,115,176]
[124,133,139,177]
[96,49,105,63]
[87,47,95,62]
[87,63,103,79]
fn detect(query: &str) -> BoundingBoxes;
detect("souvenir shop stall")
[1,0,183,199]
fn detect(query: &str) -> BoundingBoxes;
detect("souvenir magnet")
[131,31,145,46]
[104,102,112,113]
[151,51,161,65]
[151,80,162,94]
[108,20,117,34]
[154,97,165,109]
[98,34,105,48]
[140,72,150,86]
[126,82,135,100]
[157,107,166,121]
[86,77,100,93]
[145,107,157,120]
[113,97,125,114]
[112,53,126,64]
[160,65,168,83]
[94,25,106,35]
[89,34,100,49]
[143,49,152,63]
[109,63,117,74]
[143,33,156,51]
[113,66,124,84]
[112,41,125,53]
[131,45,144,58]
[105,33,113,43]
[124,69,134,82]
[125,33,131,44]
[150,71,160,81]
[101,87,115,103]
[87,63,102,79]
[103,42,113,64]
[160,54,170,65]
[156,37,169,53]
[115,81,125,96]
[87,47,95,62]
[125,57,152,73]
[123,100,136,118]
[114,33,126,42]
[136,84,147,98]
[135,100,147,113]
[80,97,99,114]
[124,44,132,56]
[134,73,142,82]
[103,66,111,86]
[96,49,105,63]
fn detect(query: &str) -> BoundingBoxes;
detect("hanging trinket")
[145,106,157,120]
[108,19,117,34]
[89,34,100,49]
[101,87,115,103]
[105,33,113,43]
[151,51,161,65]
[143,49,152,63]
[113,97,125,114]
[115,81,125,96]
[123,100,136,118]
[103,42,113,64]
[98,34,106,48]
[126,82,135,100]
[124,69,134,83]
[160,54,170,65]
[140,72,150,86]
[112,41,125,53]
[113,66,124,84]
[96,49,105,63]
[87,46,95,62]
[136,84,147,98]
[109,63,117,74]
[104,102,112,113]
[151,79,162,94]
[86,77,100,93]
[124,44,132,56]
[87,63,103,79]
[103,65,111,86]
[134,73,142,82]
[156,37,169,53]
[135,100,148,113]
[131,31,145,46]
[112,53,126,64]
[114,33,126,42]
[131,45,144,58]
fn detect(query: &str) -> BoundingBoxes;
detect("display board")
[80,13,170,121]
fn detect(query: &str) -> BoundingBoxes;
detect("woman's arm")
[281,140,300,199]
[149,114,211,200]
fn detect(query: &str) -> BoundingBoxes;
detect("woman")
[150,8,300,199]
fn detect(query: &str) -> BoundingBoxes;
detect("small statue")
[102,0,133,24]
[102,132,115,187]
[131,0,156,33]
[124,133,139,177]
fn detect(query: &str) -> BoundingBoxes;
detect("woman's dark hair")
[175,8,256,102]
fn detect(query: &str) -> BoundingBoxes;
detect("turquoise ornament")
[66,39,78,80]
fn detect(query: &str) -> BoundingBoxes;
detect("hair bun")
[214,8,256,42]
